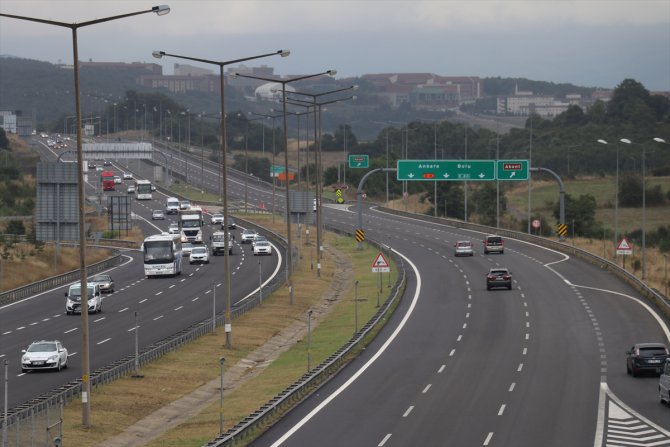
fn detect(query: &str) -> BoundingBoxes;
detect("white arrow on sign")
[443,173,450,178]
[509,172,516,178]
[356,162,361,167]
[408,173,415,178]
[478,173,485,178]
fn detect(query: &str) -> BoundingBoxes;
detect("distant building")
[174,63,213,77]
[79,60,162,75]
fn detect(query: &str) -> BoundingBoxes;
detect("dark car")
[626,343,669,377]
[486,267,512,290]
[89,274,114,293]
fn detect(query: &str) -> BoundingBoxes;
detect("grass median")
[61,214,398,446]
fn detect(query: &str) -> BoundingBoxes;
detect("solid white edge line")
[269,248,421,447]
[593,382,606,447]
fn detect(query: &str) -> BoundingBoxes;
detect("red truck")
[101,171,115,191]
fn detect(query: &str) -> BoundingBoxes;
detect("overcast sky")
[1,0,669,91]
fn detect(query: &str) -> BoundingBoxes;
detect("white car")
[210,213,224,225]
[182,243,194,256]
[189,245,210,264]
[127,184,136,194]
[241,229,257,244]
[251,234,268,248]
[179,200,191,210]
[454,240,474,257]
[168,223,180,235]
[114,176,122,184]
[253,240,272,256]
[21,340,68,372]
[123,172,133,180]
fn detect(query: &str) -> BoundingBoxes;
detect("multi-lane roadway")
[4,136,669,446]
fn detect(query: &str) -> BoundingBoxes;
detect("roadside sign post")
[616,237,633,270]
[372,251,390,307]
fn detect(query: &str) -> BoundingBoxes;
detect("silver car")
[189,245,210,264]
[21,340,68,372]
[89,274,114,293]
[454,240,474,257]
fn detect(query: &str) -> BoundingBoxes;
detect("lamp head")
[327,70,337,77]
[152,51,165,59]
[152,5,171,16]
[352,85,359,90]
[229,73,239,79]
[653,137,667,143]
[352,95,358,101]
[620,138,632,144]
[280,49,291,57]
[597,139,608,145]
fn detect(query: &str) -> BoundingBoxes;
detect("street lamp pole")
[153,49,289,347]
[597,139,619,257]
[1,5,170,428]
[235,71,339,295]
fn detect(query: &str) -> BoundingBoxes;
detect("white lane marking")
[269,249,421,447]
[64,328,77,333]
[449,349,456,357]
[29,322,38,326]
[522,347,527,355]
[498,404,506,416]
[118,307,129,312]
[378,433,392,446]
[139,299,148,304]
[153,315,164,321]
[16,326,25,330]
[509,382,516,392]
[155,291,163,296]
[483,432,494,446]
[169,284,175,289]
[403,406,414,417]
[174,306,183,311]
[97,338,111,345]
[462,323,467,329]
[192,297,200,302]
[517,363,524,372]
[93,317,105,323]
[438,365,446,373]
[422,384,432,394]
[457,335,463,342]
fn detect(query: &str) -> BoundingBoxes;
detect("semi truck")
[101,170,115,191]
[179,206,204,244]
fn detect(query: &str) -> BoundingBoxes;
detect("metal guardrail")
[0,249,124,307]
[376,206,670,319]
[204,230,407,447]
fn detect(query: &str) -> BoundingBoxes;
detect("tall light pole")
[1,4,170,428]
[251,111,284,223]
[233,70,338,299]
[153,49,289,347]
[597,139,619,257]
[619,137,667,280]
[286,85,357,278]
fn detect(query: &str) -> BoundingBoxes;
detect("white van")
[65,282,102,314]
[661,358,670,405]
[166,197,180,215]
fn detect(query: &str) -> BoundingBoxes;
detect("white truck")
[166,197,180,215]
[179,206,204,244]
[210,231,234,255]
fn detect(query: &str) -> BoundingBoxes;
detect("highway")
[3,137,669,446]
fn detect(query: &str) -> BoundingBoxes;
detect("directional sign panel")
[348,154,369,169]
[497,160,529,180]
[397,160,495,181]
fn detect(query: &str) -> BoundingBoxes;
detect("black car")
[486,267,512,290]
[626,343,669,377]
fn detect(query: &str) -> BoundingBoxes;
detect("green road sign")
[348,154,369,168]
[396,160,495,181]
[270,165,284,177]
[497,160,529,180]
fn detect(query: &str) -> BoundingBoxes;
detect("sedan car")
[486,267,512,290]
[127,184,135,194]
[455,240,474,257]
[182,243,194,256]
[626,343,669,377]
[21,340,68,372]
[189,245,210,264]
[89,274,114,293]
[222,217,236,229]
[168,223,180,235]
[251,235,268,248]
[123,172,133,180]
[210,213,224,225]
[241,229,258,244]
[152,210,165,220]
[114,176,122,184]
[253,240,272,256]
[179,200,191,210]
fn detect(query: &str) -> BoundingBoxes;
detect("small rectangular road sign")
[496,160,529,180]
[348,154,369,168]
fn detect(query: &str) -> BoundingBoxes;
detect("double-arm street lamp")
[232,70,337,302]
[153,49,289,347]
[285,85,356,275]
[619,137,667,280]
[0,4,170,428]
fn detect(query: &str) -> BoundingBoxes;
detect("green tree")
[554,193,602,237]
[0,128,9,150]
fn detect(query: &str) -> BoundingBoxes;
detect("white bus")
[141,233,182,278]
[135,179,153,200]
